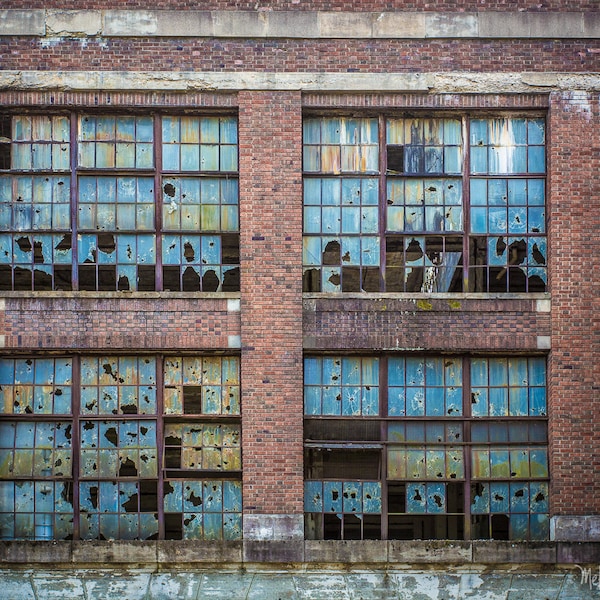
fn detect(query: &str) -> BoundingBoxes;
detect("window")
[0,113,239,292]
[303,115,546,293]
[304,355,548,541]
[0,355,241,541]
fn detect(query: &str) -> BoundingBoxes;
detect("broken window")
[303,115,546,294]
[1,112,239,292]
[0,354,241,541]
[304,355,548,541]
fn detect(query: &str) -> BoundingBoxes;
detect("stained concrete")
[1,569,599,599]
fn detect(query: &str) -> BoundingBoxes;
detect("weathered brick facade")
[0,1,599,564]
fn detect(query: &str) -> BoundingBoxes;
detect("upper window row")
[302,116,547,294]
[0,114,239,292]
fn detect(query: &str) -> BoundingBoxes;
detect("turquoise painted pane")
[387,388,405,416]
[470,207,487,233]
[406,358,425,386]
[529,513,549,541]
[340,236,360,265]
[323,481,342,513]
[445,359,462,387]
[388,423,406,442]
[363,482,381,513]
[342,386,360,415]
[445,180,462,205]
[340,206,360,234]
[489,359,508,386]
[303,178,322,206]
[388,358,405,387]
[425,387,444,417]
[182,481,203,512]
[406,387,425,416]
[528,208,545,234]
[425,205,444,231]
[406,483,426,513]
[304,386,321,415]
[471,482,490,513]
[32,144,51,170]
[528,146,545,173]
[509,387,528,416]
[162,235,180,264]
[341,357,361,386]
[405,206,423,231]
[444,146,462,173]
[303,120,320,144]
[162,145,179,171]
[181,145,200,171]
[322,386,341,415]
[508,207,527,233]
[425,147,443,173]
[15,360,34,384]
[223,513,242,540]
[322,119,341,144]
[201,236,220,264]
[425,358,443,386]
[488,179,507,206]
[530,449,548,478]
[406,422,425,442]
[322,207,340,234]
[425,449,445,479]
[361,178,379,204]
[490,482,510,512]
[489,388,508,416]
[304,357,321,385]
[509,358,528,386]
[362,386,379,416]
[361,207,378,233]
[321,179,340,206]
[511,119,528,145]
[471,360,488,386]
[488,237,505,266]
[488,207,507,234]
[426,483,446,514]
[303,147,320,172]
[470,146,487,173]
[527,178,545,205]
[510,448,530,477]
[527,119,545,145]
[470,119,488,145]
[387,206,404,231]
[162,117,179,143]
[508,179,527,205]
[490,450,510,478]
[220,118,237,144]
[510,482,529,512]
[200,118,219,143]
[528,357,546,386]
[445,386,462,416]
[223,481,242,513]
[203,481,223,513]
[342,482,362,513]
[529,481,549,514]
[303,236,321,266]
[220,145,237,171]
[361,237,380,266]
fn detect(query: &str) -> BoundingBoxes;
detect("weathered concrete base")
[552,516,600,542]
[2,540,600,567]
[0,568,599,600]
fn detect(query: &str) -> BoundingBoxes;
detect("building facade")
[0,2,599,566]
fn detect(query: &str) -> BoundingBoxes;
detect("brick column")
[238,91,305,552]
[548,91,600,540]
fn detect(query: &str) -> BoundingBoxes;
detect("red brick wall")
[548,91,600,515]
[1,295,240,351]
[1,39,597,73]
[304,297,550,351]
[238,91,304,516]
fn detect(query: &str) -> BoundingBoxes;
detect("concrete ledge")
[472,541,557,564]
[389,540,472,563]
[0,10,598,39]
[2,540,600,565]
[305,540,388,563]
[552,516,600,542]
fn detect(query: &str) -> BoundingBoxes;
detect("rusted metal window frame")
[0,110,240,292]
[0,353,241,541]
[303,354,549,541]
[302,111,547,294]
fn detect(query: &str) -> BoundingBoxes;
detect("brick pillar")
[548,91,600,540]
[238,91,305,552]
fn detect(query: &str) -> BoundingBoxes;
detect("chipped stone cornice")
[0,9,599,40]
[0,70,599,94]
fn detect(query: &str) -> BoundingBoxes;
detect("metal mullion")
[156,354,165,540]
[71,355,81,540]
[70,112,79,291]
[462,116,470,293]
[154,114,163,291]
[463,356,472,541]
[378,115,386,292]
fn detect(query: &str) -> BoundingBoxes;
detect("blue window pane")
[470,207,487,233]
[528,146,545,174]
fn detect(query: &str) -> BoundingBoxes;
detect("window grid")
[304,355,548,542]
[0,112,239,292]
[0,355,241,542]
[303,114,546,294]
